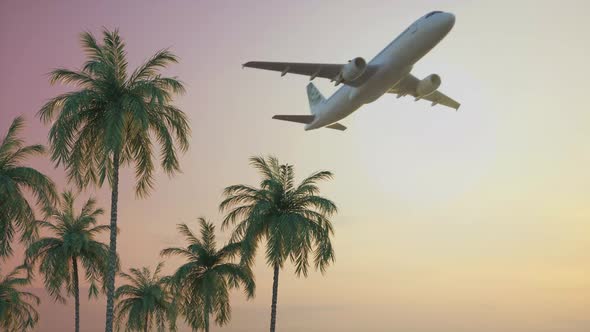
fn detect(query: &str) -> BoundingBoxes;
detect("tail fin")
[306,83,325,115]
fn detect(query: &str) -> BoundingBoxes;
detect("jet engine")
[340,57,367,81]
[416,74,441,97]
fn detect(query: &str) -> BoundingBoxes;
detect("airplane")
[243,11,460,131]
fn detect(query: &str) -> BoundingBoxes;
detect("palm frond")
[175,223,202,246]
[128,49,180,83]
[49,68,95,87]
[0,115,26,153]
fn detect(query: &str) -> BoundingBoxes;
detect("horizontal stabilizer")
[272,115,315,124]
[326,122,347,131]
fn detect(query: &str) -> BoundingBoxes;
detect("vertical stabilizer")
[306,83,325,115]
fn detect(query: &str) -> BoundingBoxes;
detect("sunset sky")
[1,0,590,331]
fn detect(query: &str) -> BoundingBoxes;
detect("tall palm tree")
[161,218,255,332]
[0,265,40,332]
[37,28,190,332]
[114,263,177,332]
[0,115,57,257]
[25,191,111,332]
[220,156,337,332]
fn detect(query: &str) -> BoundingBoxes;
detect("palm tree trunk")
[144,313,149,332]
[204,303,210,332]
[269,264,280,332]
[105,151,120,332]
[72,256,80,332]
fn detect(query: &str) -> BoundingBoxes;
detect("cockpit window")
[426,11,443,18]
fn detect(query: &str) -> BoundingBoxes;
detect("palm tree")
[0,115,57,257]
[37,28,190,332]
[0,265,40,332]
[114,263,177,332]
[161,218,255,332]
[219,156,337,332]
[25,191,111,332]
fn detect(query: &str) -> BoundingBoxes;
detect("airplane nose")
[444,12,456,29]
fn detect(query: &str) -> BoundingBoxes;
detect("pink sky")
[2,0,590,331]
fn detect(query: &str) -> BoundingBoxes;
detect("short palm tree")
[220,156,337,332]
[0,115,57,257]
[25,191,111,332]
[114,263,177,332]
[0,265,40,332]
[161,218,255,332]
[38,28,190,332]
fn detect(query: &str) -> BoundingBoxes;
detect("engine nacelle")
[416,74,441,97]
[341,57,367,82]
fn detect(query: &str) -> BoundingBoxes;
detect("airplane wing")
[243,61,376,87]
[388,74,461,110]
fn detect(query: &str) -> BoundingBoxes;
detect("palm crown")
[38,29,190,196]
[114,263,177,332]
[0,116,57,257]
[220,156,337,275]
[25,191,111,302]
[161,218,255,332]
[0,265,40,332]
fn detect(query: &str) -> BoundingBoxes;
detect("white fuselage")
[305,12,456,130]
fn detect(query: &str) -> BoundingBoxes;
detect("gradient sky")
[2,0,590,331]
